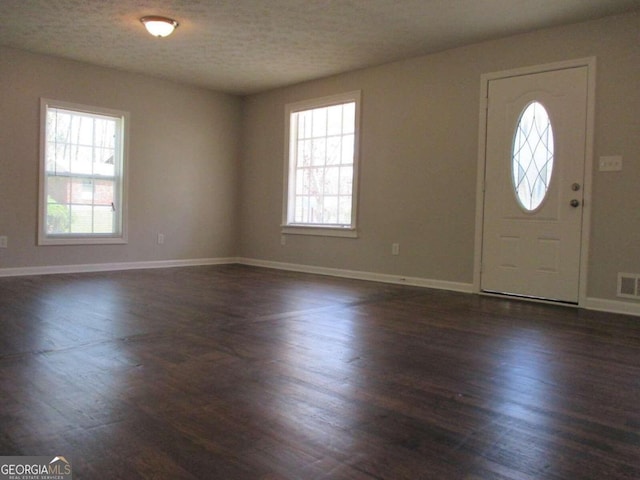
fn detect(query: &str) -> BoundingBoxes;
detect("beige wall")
[239,12,640,302]
[1,12,638,305]
[0,47,242,268]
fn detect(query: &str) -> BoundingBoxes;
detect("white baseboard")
[237,258,640,317]
[0,257,238,277]
[2,256,637,317]
[585,297,640,317]
[236,257,474,293]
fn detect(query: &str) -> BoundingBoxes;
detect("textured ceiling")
[1,0,639,95]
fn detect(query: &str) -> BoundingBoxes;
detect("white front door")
[480,66,588,303]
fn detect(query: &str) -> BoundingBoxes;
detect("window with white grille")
[39,99,128,245]
[283,91,361,237]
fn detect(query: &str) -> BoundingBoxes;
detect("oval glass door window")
[512,101,554,211]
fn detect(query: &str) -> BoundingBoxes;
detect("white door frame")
[473,58,596,307]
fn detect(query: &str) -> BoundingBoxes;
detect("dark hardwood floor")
[0,264,638,479]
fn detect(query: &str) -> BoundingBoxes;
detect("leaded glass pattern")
[512,102,554,211]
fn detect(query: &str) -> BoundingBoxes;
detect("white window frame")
[38,98,129,245]
[282,91,361,238]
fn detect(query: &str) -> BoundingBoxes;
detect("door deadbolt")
[571,183,581,191]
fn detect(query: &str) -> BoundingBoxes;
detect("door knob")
[570,199,581,208]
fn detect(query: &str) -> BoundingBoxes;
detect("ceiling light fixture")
[140,16,179,38]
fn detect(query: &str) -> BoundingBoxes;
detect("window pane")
[323,196,338,224]
[70,178,94,205]
[93,206,114,233]
[342,103,355,134]
[327,105,343,136]
[46,200,70,234]
[71,205,92,233]
[309,196,322,223]
[47,176,71,203]
[308,167,323,196]
[45,113,57,143]
[50,142,71,172]
[341,134,354,165]
[75,115,94,145]
[297,140,312,167]
[312,108,327,137]
[51,111,72,143]
[311,138,326,166]
[94,118,115,149]
[324,167,340,195]
[295,169,305,195]
[294,196,303,223]
[297,111,312,139]
[298,196,309,223]
[70,146,93,174]
[338,197,352,225]
[326,136,341,165]
[94,179,114,206]
[94,148,115,176]
[46,142,58,172]
[339,166,353,195]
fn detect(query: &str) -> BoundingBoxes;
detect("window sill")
[281,225,358,238]
[38,235,128,246]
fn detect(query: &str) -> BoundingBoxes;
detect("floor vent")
[618,273,640,299]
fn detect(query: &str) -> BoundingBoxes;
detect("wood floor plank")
[0,265,638,479]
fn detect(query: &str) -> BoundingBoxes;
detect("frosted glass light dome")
[140,16,179,38]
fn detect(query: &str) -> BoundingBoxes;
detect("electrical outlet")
[0,236,7,248]
[599,155,622,171]
[391,243,400,255]
[157,233,165,245]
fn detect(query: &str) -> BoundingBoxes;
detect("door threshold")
[481,290,578,307]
